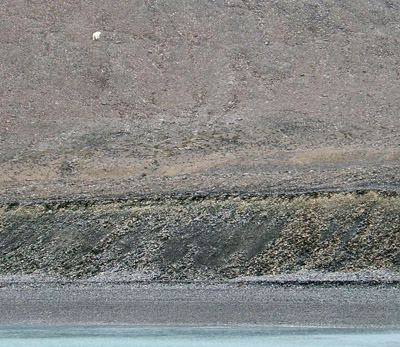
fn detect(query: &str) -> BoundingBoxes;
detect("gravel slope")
[1,0,399,201]
[1,191,399,280]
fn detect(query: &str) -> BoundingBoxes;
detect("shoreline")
[2,191,399,327]
[2,269,400,285]
[1,279,399,328]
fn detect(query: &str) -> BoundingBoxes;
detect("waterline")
[0,326,399,347]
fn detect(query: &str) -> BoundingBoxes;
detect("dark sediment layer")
[1,190,399,280]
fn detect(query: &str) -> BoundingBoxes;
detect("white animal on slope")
[92,31,101,40]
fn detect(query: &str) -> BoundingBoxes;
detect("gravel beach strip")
[0,280,399,327]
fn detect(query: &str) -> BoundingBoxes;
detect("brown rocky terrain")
[0,0,399,281]
[1,0,399,202]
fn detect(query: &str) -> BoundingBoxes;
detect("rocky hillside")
[1,0,399,201]
[1,1,399,279]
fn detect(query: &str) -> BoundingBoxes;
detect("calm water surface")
[0,326,399,347]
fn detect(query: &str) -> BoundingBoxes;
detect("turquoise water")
[0,327,399,347]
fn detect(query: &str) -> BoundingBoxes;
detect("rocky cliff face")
[1,191,398,279]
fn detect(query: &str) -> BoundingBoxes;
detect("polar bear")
[92,31,101,40]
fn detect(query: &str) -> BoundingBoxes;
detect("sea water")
[0,326,399,347]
